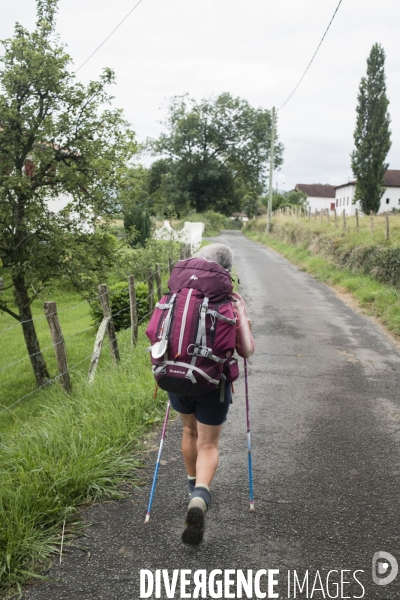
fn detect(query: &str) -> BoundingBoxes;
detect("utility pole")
[266,107,276,233]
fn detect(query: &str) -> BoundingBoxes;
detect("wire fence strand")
[0,288,154,374]
[0,260,173,336]
[0,268,164,413]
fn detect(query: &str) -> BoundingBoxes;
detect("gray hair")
[195,243,234,272]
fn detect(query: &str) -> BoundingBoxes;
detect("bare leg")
[180,414,222,488]
[181,416,222,545]
[180,413,198,477]
[195,421,222,488]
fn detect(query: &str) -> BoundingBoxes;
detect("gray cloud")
[2,0,399,191]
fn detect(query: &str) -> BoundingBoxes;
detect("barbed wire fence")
[0,244,192,414]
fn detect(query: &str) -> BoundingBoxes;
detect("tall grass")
[0,325,167,592]
[246,211,400,249]
[0,287,96,422]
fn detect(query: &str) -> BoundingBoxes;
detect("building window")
[386,198,390,204]
[347,197,349,205]
[336,199,338,207]
[331,203,335,211]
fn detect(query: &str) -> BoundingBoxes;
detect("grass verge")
[0,324,167,595]
[245,229,400,338]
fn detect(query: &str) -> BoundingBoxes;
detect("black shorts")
[168,384,232,426]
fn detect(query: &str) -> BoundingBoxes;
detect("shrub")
[109,239,182,286]
[90,281,150,331]
[123,206,152,247]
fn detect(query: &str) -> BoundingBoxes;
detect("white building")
[46,194,95,233]
[334,170,400,216]
[295,184,336,214]
[23,159,94,232]
[153,220,204,253]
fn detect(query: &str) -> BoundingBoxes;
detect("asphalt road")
[20,231,400,599]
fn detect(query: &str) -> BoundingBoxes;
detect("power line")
[75,0,144,73]
[278,0,344,112]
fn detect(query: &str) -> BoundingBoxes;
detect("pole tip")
[249,501,255,512]
[144,513,150,524]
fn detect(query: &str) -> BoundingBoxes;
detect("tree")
[150,94,283,215]
[263,189,306,211]
[351,43,391,214]
[123,205,152,247]
[119,165,151,213]
[243,194,259,219]
[0,0,136,386]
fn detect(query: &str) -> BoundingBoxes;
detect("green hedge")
[90,281,150,332]
[340,246,400,288]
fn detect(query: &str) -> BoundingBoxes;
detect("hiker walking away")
[146,243,254,545]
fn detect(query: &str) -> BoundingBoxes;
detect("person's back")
[146,243,252,545]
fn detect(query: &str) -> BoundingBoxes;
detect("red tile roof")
[295,184,336,198]
[335,170,400,190]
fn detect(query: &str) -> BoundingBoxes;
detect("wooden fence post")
[168,258,174,276]
[155,263,163,301]
[43,301,72,393]
[334,208,338,228]
[385,212,390,240]
[128,275,138,346]
[320,209,323,222]
[342,209,346,231]
[98,284,120,362]
[327,209,330,223]
[355,208,359,233]
[88,317,110,383]
[147,268,154,314]
[308,207,311,220]
[370,210,374,234]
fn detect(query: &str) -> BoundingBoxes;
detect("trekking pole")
[144,399,171,524]
[244,358,255,511]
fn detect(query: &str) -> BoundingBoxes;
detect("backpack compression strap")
[184,297,209,383]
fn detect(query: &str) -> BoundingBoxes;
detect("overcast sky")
[2,0,400,191]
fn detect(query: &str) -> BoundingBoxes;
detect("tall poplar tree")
[351,44,391,214]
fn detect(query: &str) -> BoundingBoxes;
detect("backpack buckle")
[187,344,212,359]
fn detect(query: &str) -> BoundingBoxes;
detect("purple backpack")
[145,257,238,396]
